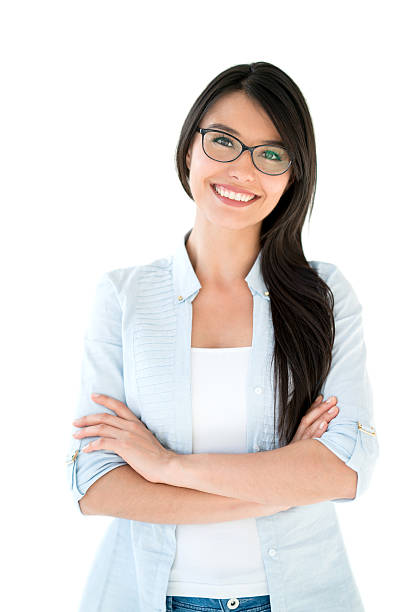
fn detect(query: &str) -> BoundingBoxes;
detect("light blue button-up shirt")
[66,228,379,612]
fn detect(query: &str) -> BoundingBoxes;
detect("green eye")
[263,149,281,161]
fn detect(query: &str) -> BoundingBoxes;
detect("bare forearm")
[80,465,289,523]
[168,440,356,505]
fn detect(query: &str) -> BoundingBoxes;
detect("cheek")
[260,181,286,202]
[189,157,218,192]
[191,148,214,172]
[258,180,290,214]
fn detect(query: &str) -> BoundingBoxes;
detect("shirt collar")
[172,228,270,303]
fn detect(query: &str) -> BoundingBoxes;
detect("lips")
[211,182,258,197]
[211,183,260,207]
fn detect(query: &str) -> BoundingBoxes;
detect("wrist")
[161,449,181,486]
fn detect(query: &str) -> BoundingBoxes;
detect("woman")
[67,62,379,612]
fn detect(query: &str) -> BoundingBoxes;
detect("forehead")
[201,91,282,142]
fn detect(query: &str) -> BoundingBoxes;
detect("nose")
[227,148,257,181]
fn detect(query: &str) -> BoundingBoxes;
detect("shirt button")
[268,548,277,557]
[254,386,263,394]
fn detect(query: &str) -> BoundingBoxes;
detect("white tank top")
[167,347,269,598]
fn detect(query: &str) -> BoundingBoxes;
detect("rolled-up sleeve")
[66,271,128,514]
[312,264,380,503]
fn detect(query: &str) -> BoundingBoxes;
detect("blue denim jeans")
[166,595,271,611]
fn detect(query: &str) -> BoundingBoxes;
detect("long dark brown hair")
[175,61,335,447]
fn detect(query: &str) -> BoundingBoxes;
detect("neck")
[185,219,261,290]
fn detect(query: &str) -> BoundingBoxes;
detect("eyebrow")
[205,122,284,146]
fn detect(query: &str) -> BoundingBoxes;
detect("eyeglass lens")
[203,131,290,175]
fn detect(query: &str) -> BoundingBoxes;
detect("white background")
[1,1,406,610]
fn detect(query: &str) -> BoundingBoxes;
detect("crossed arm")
[164,437,357,507]
[69,266,378,519]
[78,433,356,520]
[74,393,355,519]
[79,463,287,522]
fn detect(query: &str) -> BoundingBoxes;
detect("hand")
[72,393,177,484]
[290,394,339,444]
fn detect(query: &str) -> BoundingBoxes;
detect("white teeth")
[214,184,255,202]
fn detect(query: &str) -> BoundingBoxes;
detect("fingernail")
[325,396,334,404]
[319,421,325,429]
[328,406,336,413]
[92,393,101,398]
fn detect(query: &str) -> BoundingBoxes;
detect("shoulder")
[101,252,173,306]
[307,259,362,317]
[308,259,338,281]
[308,259,353,289]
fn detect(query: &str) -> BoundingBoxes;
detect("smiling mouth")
[211,184,260,208]
[211,183,260,204]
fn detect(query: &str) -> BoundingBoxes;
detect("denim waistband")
[166,594,271,611]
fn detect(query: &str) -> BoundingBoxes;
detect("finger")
[82,437,124,455]
[90,393,139,422]
[311,419,328,437]
[305,405,340,438]
[296,397,337,439]
[305,395,324,414]
[74,423,132,442]
[307,394,337,412]
[310,402,339,426]
[303,395,337,425]
[73,412,137,432]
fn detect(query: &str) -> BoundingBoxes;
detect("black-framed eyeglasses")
[196,127,293,176]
